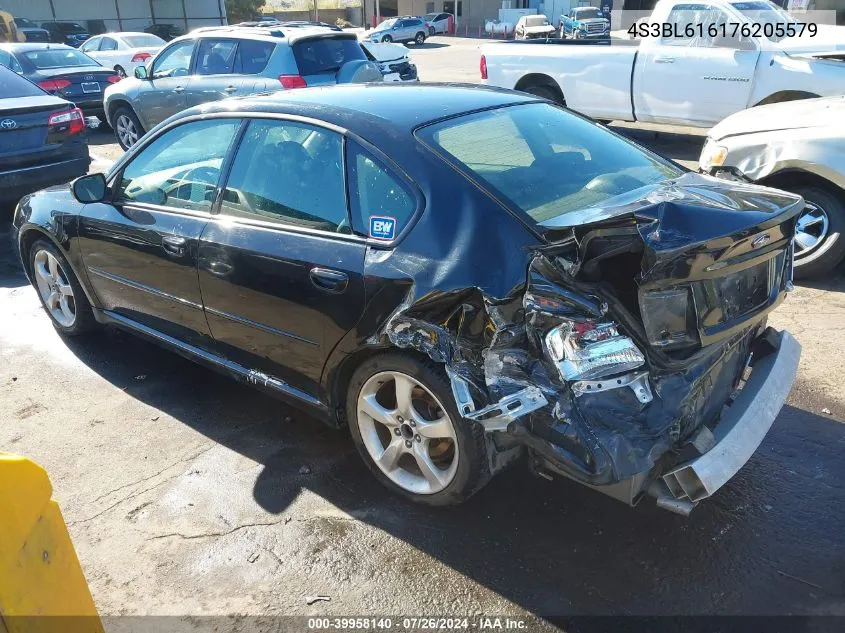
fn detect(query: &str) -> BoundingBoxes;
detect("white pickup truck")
[482,0,845,127]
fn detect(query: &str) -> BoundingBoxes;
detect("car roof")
[176,83,538,144]
[98,32,153,38]
[181,25,355,44]
[0,42,75,52]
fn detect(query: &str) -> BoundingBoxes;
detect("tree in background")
[226,0,267,23]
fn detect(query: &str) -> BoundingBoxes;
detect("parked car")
[515,15,555,40]
[103,27,381,150]
[41,22,90,47]
[144,23,184,41]
[423,12,453,35]
[483,0,845,128]
[368,17,427,45]
[79,32,165,77]
[700,96,845,278]
[13,18,50,43]
[559,7,610,39]
[361,41,418,81]
[14,84,800,514]
[0,65,89,205]
[0,43,120,120]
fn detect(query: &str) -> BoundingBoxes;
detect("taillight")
[279,74,307,89]
[48,107,85,136]
[131,52,151,63]
[38,78,72,92]
[480,54,487,80]
[107,74,122,84]
[544,321,645,381]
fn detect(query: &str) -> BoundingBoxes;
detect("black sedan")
[0,65,89,205]
[0,43,119,119]
[12,85,801,514]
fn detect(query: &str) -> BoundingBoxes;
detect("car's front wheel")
[347,354,492,506]
[786,185,845,278]
[29,239,96,336]
[414,31,426,45]
[113,105,144,150]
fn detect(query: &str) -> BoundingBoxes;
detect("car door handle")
[654,56,676,63]
[162,235,187,256]
[224,85,237,93]
[309,267,348,293]
[173,86,185,93]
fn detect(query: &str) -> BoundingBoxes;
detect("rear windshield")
[417,103,682,225]
[292,36,365,76]
[0,65,44,98]
[23,48,98,69]
[123,34,165,48]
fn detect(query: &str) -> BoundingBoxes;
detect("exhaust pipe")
[647,481,696,516]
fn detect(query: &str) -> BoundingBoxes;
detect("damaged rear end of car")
[376,100,803,513]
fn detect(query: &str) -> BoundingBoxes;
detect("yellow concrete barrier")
[0,453,103,633]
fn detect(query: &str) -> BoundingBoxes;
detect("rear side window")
[292,37,365,76]
[0,65,43,98]
[347,141,416,240]
[233,40,275,74]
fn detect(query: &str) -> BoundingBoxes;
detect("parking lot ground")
[2,40,845,621]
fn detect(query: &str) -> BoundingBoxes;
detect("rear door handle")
[309,267,348,293]
[173,86,185,93]
[224,85,237,93]
[162,235,187,256]
[654,56,676,63]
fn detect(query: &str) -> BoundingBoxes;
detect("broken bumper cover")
[662,329,800,503]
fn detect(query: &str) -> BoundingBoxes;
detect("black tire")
[785,185,845,279]
[414,31,426,45]
[520,83,561,104]
[381,34,392,43]
[114,65,126,78]
[28,239,97,336]
[429,26,435,36]
[346,353,492,506]
[113,105,145,151]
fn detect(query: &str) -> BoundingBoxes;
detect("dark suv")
[41,22,90,47]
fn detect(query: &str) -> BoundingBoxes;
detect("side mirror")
[71,173,107,204]
[134,65,148,79]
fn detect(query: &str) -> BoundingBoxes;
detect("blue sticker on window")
[369,215,396,240]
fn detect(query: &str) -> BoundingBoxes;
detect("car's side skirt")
[93,308,332,421]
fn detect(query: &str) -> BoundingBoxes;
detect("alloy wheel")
[116,113,139,148]
[794,202,830,260]
[356,371,459,495]
[33,250,76,328]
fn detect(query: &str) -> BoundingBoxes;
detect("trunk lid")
[0,94,73,162]
[34,67,117,100]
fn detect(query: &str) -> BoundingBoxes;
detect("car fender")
[749,53,845,108]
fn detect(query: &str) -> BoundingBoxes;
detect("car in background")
[559,7,610,39]
[361,40,417,82]
[79,32,165,77]
[14,84,800,514]
[700,96,845,278]
[368,17,427,45]
[0,43,120,120]
[280,20,342,32]
[423,12,453,35]
[13,18,50,43]
[144,23,184,41]
[41,22,90,47]
[515,15,555,40]
[103,26,381,149]
[0,65,89,205]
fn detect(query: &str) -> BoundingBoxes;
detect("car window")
[196,39,236,75]
[22,48,96,69]
[292,37,366,76]
[80,37,100,52]
[233,39,274,74]
[220,119,349,233]
[347,141,415,240]
[418,103,682,225]
[0,65,43,96]
[100,37,118,51]
[152,39,194,78]
[115,119,240,212]
[662,4,753,48]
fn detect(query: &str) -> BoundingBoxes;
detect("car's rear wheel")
[347,354,492,506]
[114,65,126,78]
[785,185,845,278]
[429,26,435,35]
[521,83,562,104]
[382,34,392,43]
[114,105,144,150]
[29,240,96,336]
[415,31,426,45]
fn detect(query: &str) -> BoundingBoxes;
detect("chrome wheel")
[116,113,139,148]
[794,202,830,260]
[356,371,459,495]
[33,250,76,328]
